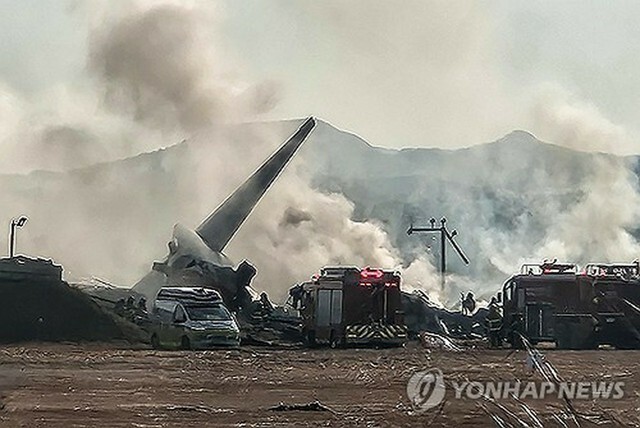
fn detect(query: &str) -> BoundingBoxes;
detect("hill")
[1,119,638,304]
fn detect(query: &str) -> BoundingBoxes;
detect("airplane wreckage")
[0,117,487,345]
[83,117,315,345]
[5,117,640,349]
[77,116,487,346]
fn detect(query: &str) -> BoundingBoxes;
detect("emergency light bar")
[360,267,384,279]
[585,262,640,279]
[520,261,577,275]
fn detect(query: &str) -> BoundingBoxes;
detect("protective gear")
[486,304,502,348]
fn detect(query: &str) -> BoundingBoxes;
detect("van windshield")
[185,305,232,321]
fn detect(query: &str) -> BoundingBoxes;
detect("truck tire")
[555,323,573,349]
[579,335,598,350]
[611,334,640,350]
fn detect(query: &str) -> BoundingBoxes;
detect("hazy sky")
[2,1,640,296]
[1,0,639,152]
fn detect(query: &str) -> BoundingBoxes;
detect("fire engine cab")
[291,266,408,347]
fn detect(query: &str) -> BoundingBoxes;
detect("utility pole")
[407,217,469,290]
[9,216,28,258]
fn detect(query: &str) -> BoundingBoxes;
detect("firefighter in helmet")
[486,297,502,348]
[462,292,476,315]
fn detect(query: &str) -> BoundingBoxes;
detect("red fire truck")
[292,266,408,347]
[500,260,640,349]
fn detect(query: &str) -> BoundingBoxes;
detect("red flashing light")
[361,267,384,279]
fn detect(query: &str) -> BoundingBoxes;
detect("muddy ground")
[0,342,638,427]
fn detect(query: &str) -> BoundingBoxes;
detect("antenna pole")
[440,220,446,290]
[9,220,15,258]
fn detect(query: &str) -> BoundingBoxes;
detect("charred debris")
[75,116,487,348]
[82,262,487,348]
[11,114,640,351]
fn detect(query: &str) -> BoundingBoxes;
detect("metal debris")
[269,401,335,413]
[418,331,462,351]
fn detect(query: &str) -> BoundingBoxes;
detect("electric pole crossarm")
[407,227,441,234]
[406,216,469,290]
[445,231,470,265]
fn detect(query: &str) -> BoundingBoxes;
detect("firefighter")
[124,296,136,322]
[489,296,499,311]
[125,295,135,310]
[135,297,148,323]
[461,292,476,315]
[486,297,502,348]
[508,314,524,348]
[259,292,274,314]
[289,284,304,309]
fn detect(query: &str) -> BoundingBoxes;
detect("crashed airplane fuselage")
[132,117,316,310]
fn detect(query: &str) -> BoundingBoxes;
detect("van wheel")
[180,336,191,350]
[329,331,340,349]
[151,334,160,350]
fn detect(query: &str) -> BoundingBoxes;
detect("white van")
[150,287,240,349]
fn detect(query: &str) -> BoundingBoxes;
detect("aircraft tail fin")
[195,117,316,251]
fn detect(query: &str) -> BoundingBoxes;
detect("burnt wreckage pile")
[401,290,487,339]
[83,118,316,345]
[81,115,487,346]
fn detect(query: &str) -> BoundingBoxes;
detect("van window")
[154,300,177,322]
[185,305,232,321]
[173,305,187,323]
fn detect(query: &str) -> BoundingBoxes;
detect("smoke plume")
[1,1,639,309]
[530,86,640,263]
[0,1,431,303]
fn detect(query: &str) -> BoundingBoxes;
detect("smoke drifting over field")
[226,168,444,303]
[0,1,427,303]
[0,1,639,307]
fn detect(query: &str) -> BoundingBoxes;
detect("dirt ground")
[0,342,638,427]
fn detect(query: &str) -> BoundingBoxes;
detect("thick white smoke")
[226,165,439,303]
[531,84,634,154]
[2,1,639,309]
[238,1,640,305]
[0,1,438,302]
[476,86,640,291]
[530,85,640,263]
